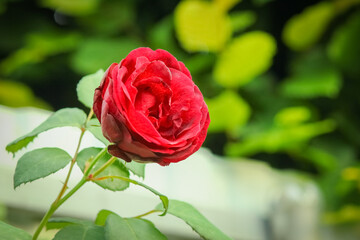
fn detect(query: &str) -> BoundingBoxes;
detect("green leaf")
[174,1,231,52]
[283,1,334,51]
[155,200,231,240]
[229,11,256,33]
[87,118,109,145]
[214,31,276,87]
[71,38,142,74]
[206,91,251,133]
[0,80,50,109]
[327,11,360,78]
[6,108,87,154]
[0,221,31,240]
[95,210,116,226]
[77,148,129,191]
[14,148,72,189]
[40,0,101,16]
[105,214,167,240]
[53,224,105,240]
[281,69,341,98]
[281,49,342,99]
[77,69,105,108]
[122,160,145,178]
[0,32,81,75]
[46,217,92,230]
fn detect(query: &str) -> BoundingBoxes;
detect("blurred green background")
[1,0,360,230]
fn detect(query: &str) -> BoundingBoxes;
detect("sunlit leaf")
[214,31,276,87]
[274,107,312,126]
[324,205,360,224]
[0,80,50,109]
[77,148,130,191]
[72,38,142,74]
[14,148,72,188]
[206,91,250,133]
[174,1,231,52]
[53,224,105,240]
[77,69,105,108]
[105,214,167,240]
[226,119,336,156]
[327,11,360,78]
[40,0,101,16]
[6,108,87,154]
[0,221,31,240]
[155,200,231,240]
[283,2,335,51]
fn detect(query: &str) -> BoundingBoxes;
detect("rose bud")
[93,47,210,166]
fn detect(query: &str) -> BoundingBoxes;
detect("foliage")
[1,0,360,234]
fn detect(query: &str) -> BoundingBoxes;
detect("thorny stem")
[32,108,96,240]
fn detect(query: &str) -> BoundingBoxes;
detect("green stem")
[133,209,162,219]
[54,129,85,204]
[91,156,117,178]
[32,177,87,240]
[92,175,168,216]
[32,108,96,240]
[84,147,108,176]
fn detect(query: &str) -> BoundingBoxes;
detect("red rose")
[93,47,210,166]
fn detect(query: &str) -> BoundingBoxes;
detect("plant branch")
[133,209,162,219]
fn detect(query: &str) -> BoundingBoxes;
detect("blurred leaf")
[0,221,31,240]
[283,2,335,51]
[40,0,101,16]
[274,106,312,127]
[14,148,72,188]
[214,31,276,88]
[77,148,130,191]
[0,32,80,75]
[226,119,336,156]
[0,80,50,109]
[77,69,105,108]
[155,200,232,240]
[87,118,109,146]
[252,0,273,6]
[281,49,342,98]
[71,38,142,74]
[229,11,256,33]
[53,224,105,240]
[324,205,360,224]
[174,1,231,52]
[333,0,360,13]
[79,1,135,36]
[148,15,184,59]
[281,69,341,98]
[214,0,241,11]
[327,11,360,78]
[183,53,216,76]
[6,108,87,154]
[206,91,250,133]
[47,217,92,230]
[104,214,167,240]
